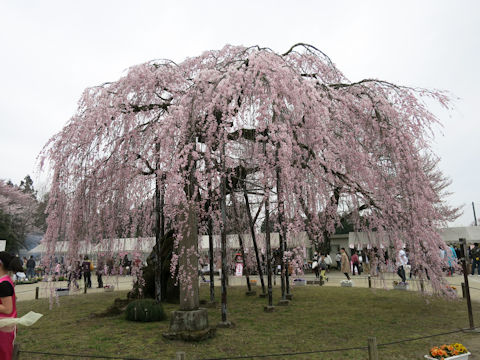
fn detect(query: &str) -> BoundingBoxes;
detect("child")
[0,252,24,360]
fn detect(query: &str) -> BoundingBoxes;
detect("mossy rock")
[125,299,166,322]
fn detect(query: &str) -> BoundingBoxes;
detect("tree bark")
[179,203,199,311]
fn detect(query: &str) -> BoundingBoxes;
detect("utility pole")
[473,202,478,226]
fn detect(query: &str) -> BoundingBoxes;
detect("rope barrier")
[197,345,369,360]
[18,350,154,360]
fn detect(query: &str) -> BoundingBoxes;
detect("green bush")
[125,299,166,322]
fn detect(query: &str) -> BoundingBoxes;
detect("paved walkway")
[15,272,480,302]
[15,276,135,301]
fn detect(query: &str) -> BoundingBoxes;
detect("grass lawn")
[16,286,480,360]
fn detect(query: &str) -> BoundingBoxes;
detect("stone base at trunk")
[163,327,216,342]
[264,305,275,312]
[278,299,290,306]
[285,294,293,300]
[245,291,257,296]
[165,308,212,340]
[216,320,234,328]
[258,293,267,298]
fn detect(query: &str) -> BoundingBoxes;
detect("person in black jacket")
[81,256,92,288]
[471,243,480,276]
[26,255,36,279]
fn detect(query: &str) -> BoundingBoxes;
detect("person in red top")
[0,252,24,360]
[351,251,361,276]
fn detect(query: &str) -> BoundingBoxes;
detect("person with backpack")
[471,243,480,276]
[319,255,328,284]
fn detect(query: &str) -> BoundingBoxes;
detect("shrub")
[125,299,166,322]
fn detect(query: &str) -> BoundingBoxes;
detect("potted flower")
[425,343,470,359]
[341,279,353,287]
[104,284,115,292]
[250,280,257,286]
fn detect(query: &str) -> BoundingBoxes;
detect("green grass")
[16,286,480,360]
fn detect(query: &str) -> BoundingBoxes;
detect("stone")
[168,308,209,333]
[277,299,290,306]
[163,327,216,342]
[285,294,293,300]
[264,305,275,313]
[216,320,235,328]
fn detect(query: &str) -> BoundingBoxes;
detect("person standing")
[335,252,341,270]
[81,256,92,288]
[447,245,457,276]
[26,256,36,280]
[396,247,408,284]
[325,253,332,272]
[0,252,24,360]
[340,248,350,280]
[312,252,319,279]
[96,257,104,288]
[471,243,480,276]
[351,251,361,276]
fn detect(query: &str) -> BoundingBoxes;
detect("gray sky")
[0,0,478,226]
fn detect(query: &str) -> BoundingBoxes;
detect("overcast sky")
[0,0,478,226]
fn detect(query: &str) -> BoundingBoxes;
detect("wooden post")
[84,283,87,294]
[460,238,475,330]
[368,275,371,289]
[35,286,39,300]
[368,337,379,360]
[461,282,466,298]
[176,351,186,360]
[12,343,20,360]
[420,278,425,293]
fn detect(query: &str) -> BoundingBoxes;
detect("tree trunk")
[242,182,266,295]
[179,203,199,311]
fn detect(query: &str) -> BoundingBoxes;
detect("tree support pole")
[243,182,266,295]
[264,190,274,312]
[231,194,253,294]
[207,217,215,303]
[460,238,475,330]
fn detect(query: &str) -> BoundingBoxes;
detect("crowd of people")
[309,242,480,285]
